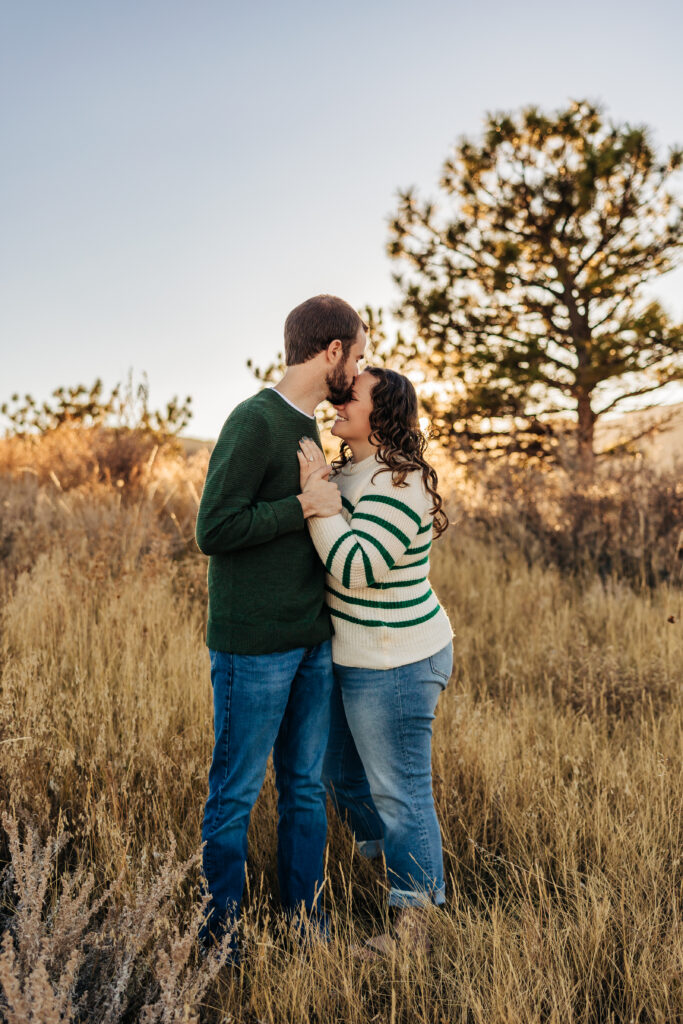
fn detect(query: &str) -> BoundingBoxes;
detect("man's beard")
[326,361,353,405]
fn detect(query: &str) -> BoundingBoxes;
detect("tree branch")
[595,377,682,415]
[575,165,636,277]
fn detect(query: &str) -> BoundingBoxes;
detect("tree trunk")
[577,392,596,476]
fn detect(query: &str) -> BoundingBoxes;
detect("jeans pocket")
[429,643,453,687]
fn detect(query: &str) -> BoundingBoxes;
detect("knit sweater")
[195,389,332,654]
[307,452,453,669]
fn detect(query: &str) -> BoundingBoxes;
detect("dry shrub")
[0,425,190,492]
[0,438,209,586]
[0,814,232,1023]
[431,450,683,587]
[429,531,682,717]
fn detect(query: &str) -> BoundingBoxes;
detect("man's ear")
[326,339,343,363]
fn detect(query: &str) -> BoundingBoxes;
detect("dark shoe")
[287,910,332,951]
[198,916,240,968]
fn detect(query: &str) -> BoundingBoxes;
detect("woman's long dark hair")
[332,367,449,538]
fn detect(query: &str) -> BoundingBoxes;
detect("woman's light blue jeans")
[323,642,453,908]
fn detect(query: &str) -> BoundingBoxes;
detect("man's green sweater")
[195,388,333,654]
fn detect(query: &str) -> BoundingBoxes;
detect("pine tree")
[387,100,683,471]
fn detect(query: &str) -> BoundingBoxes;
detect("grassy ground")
[0,439,681,1022]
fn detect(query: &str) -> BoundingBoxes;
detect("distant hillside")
[179,436,215,456]
[596,402,683,469]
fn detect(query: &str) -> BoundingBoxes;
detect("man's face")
[325,326,367,405]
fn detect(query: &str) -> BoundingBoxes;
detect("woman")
[297,367,453,954]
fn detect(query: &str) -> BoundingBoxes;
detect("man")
[195,294,367,946]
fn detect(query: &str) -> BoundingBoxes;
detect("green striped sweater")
[307,452,453,669]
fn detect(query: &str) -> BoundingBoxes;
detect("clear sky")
[2,0,682,438]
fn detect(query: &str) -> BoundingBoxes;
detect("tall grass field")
[0,429,681,1023]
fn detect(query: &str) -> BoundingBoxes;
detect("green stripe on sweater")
[359,546,375,585]
[368,577,427,590]
[341,496,354,515]
[417,521,432,535]
[342,543,360,588]
[357,493,422,527]
[326,585,433,610]
[325,533,351,573]
[329,603,441,628]
[394,554,430,569]
[336,536,377,586]
[393,557,430,573]
[406,540,432,555]
[352,512,411,548]
[355,529,394,568]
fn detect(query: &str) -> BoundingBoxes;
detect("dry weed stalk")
[0,815,233,1023]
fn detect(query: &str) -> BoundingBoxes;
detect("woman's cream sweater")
[307,452,453,669]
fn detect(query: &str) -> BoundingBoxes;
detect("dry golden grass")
[0,433,681,1022]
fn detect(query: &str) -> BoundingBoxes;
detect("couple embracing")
[195,294,453,956]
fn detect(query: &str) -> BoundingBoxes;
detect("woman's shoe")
[350,906,432,961]
[395,905,432,955]
[350,932,396,961]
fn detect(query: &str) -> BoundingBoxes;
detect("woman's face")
[330,369,376,444]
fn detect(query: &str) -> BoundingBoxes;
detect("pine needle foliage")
[387,100,683,471]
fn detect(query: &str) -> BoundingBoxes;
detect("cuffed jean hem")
[356,838,384,859]
[388,884,446,909]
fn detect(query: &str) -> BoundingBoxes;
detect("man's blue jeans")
[323,642,453,908]
[201,640,334,942]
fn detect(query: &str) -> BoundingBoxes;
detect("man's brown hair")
[284,294,366,366]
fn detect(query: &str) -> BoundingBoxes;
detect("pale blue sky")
[2,0,682,438]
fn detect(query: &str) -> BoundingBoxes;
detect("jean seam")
[214,653,233,827]
[335,699,379,841]
[274,697,291,790]
[323,692,349,820]
[338,715,350,792]
[393,665,434,896]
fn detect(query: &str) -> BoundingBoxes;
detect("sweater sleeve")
[307,469,428,588]
[195,405,304,556]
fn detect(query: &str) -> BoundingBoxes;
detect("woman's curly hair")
[332,367,449,538]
